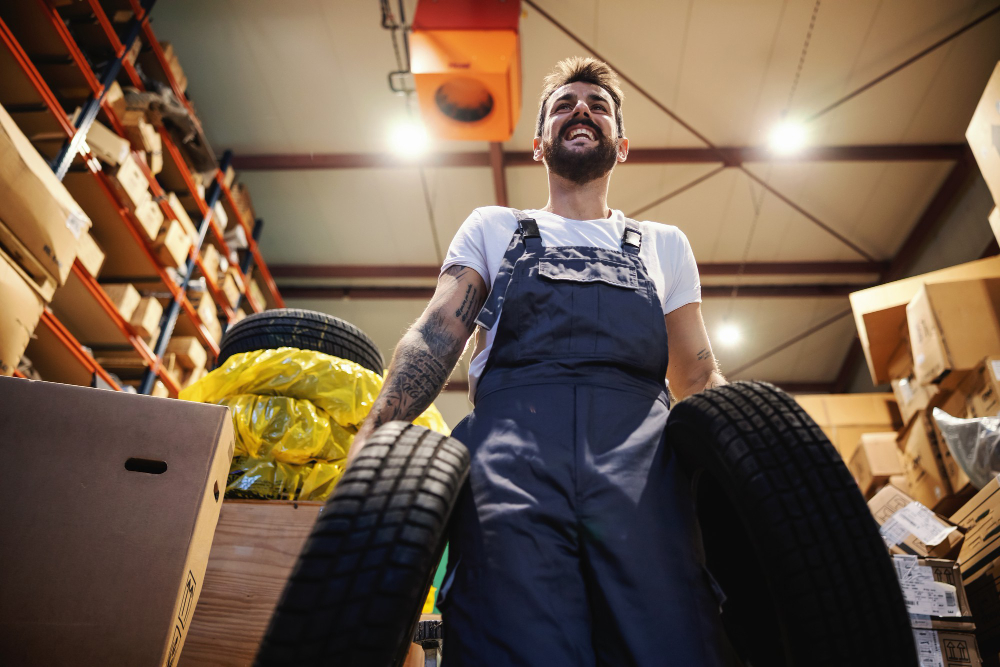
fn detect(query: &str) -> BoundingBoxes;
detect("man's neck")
[541,170,612,221]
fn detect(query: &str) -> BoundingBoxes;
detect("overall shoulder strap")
[475,209,538,331]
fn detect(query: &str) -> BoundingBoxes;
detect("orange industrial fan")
[410,0,522,142]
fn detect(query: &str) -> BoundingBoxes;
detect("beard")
[542,122,619,185]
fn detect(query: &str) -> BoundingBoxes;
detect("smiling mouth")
[562,124,597,142]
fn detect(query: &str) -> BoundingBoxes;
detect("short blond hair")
[536,56,625,137]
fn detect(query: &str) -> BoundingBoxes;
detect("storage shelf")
[0,0,284,392]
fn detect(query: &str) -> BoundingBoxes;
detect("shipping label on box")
[913,630,983,667]
[893,556,975,631]
[869,484,963,559]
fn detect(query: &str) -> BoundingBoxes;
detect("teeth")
[566,127,595,140]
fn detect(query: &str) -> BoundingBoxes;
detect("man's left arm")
[664,302,727,402]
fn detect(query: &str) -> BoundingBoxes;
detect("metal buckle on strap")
[622,228,641,249]
[519,217,541,238]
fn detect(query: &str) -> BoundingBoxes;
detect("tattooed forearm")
[696,347,711,361]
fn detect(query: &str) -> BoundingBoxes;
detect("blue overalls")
[441,211,725,666]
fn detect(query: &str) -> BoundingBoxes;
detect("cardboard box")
[850,256,1000,385]
[928,410,978,502]
[167,336,207,371]
[0,253,45,376]
[869,484,963,559]
[960,357,1000,419]
[199,244,221,284]
[113,152,153,212]
[892,375,942,425]
[794,393,900,461]
[233,308,247,323]
[84,118,130,165]
[967,62,1000,206]
[167,192,199,243]
[908,279,1000,385]
[248,280,266,312]
[0,102,91,287]
[964,556,1000,641]
[123,114,159,153]
[135,197,166,242]
[913,630,983,667]
[156,220,192,268]
[223,165,236,189]
[178,501,322,666]
[952,476,1000,579]
[991,208,1000,247]
[131,296,164,339]
[893,556,975,631]
[102,283,142,321]
[0,377,234,666]
[213,201,228,230]
[192,292,222,344]
[222,270,242,308]
[849,432,904,497]
[104,80,127,119]
[76,230,105,278]
[148,129,163,175]
[900,411,955,513]
[889,474,911,496]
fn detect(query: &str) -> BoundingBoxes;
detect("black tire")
[666,381,916,667]
[219,308,384,374]
[254,422,470,667]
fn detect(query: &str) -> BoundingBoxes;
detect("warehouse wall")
[847,170,996,393]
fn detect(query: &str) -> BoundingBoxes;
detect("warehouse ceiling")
[151,0,1000,417]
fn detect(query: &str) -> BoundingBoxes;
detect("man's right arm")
[347,265,487,460]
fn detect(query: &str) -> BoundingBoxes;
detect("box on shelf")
[182,365,207,389]
[849,256,1000,385]
[155,220,192,268]
[248,279,266,312]
[167,336,207,372]
[167,192,199,243]
[233,308,247,323]
[83,118,130,166]
[0,102,91,288]
[0,377,233,667]
[122,114,158,154]
[76,230,105,278]
[212,201,228,230]
[0,252,45,376]
[849,432,904,498]
[794,393,900,461]
[223,165,236,189]
[868,484,963,559]
[131,296,164,339]
[913,630,983,667]
[199,244,221,284]
[951,476,1000,579]
[147,129,163,175]
[151,379,170,398]
[967,61,1000,206]
[104,80,127,119]
[102,283,141,321]
[893,556,975,631]
[191,292,222,345]
[231,182,255,226]
[900,411,958,514]
[112,153,153,213]
[134,197,166,242]
[222,269,242,308]
[907,279,1000,386]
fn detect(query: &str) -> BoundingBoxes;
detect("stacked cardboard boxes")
[0,102,92,375]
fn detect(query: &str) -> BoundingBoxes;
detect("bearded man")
[350,56,727,666]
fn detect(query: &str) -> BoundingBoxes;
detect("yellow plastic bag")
[181,347,450,501]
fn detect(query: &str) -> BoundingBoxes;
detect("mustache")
[559,117,603,139]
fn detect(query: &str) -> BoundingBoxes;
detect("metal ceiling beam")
[229,144,965,171]
[277,283,864,300]
[490,141,509,206]
[269,261,886,279]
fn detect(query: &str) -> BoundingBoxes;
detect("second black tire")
[254,422,470,667]
[666,381,916,666]
[218,308,385,374]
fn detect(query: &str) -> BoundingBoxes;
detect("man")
[350,57,726,665]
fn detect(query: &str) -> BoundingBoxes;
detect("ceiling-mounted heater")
[410,0,522,142]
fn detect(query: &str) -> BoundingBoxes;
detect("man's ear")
[617,137,629,163]
[532,136,543,161]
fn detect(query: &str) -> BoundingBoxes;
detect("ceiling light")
[718,324,741,347]
[769,120,807,154]
[390,119,429,158]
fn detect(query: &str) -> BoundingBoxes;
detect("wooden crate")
[179,500,322,667]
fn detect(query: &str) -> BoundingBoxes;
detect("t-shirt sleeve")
[441,209,490,285]
[661,228,702,314]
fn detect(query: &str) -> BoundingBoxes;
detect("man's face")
[533,81,627,185]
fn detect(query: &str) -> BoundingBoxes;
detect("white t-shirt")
[441,206,702,398]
